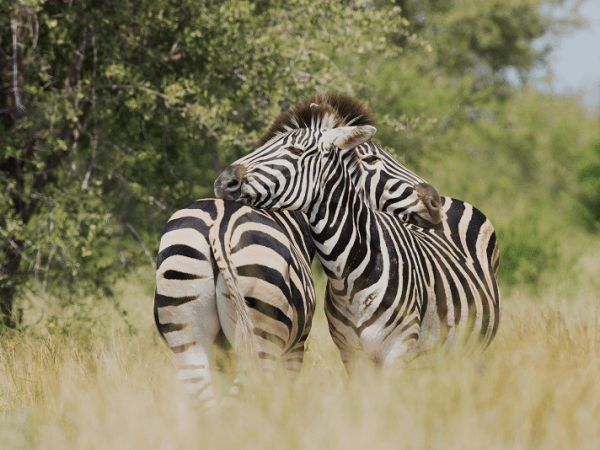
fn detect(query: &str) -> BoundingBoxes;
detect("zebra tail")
[208,214,258,369]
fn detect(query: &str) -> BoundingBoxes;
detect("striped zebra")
[214,94,500,372]
[154,199,317,406]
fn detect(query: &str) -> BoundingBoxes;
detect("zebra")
[154,98,442,404]
[156,184,439,404]
[214,94,501,372]
[154,199,317,406]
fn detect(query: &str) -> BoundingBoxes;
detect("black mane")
[257,93,376,147]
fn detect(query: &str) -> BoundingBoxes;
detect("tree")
[0,0,408,328]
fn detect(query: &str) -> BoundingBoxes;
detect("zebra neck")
[308,156,380,282]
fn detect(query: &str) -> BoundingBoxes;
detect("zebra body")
[323,195,499,368]
[154,199,315,405]
[215,94,500,371]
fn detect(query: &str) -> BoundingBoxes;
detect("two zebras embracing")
[155,94,501,405]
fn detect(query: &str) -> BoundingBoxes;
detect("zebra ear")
[321,125,376,153]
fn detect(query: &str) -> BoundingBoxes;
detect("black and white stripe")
[154,199,315,405]
[215,94,500,371]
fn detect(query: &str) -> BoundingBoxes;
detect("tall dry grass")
[1,268,600,449]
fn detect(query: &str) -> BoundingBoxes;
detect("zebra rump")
[154,199,315,406]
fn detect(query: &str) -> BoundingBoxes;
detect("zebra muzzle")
[214,164,247,202]
[411,182,442,227]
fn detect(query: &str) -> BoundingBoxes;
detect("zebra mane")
[257,93,376,147]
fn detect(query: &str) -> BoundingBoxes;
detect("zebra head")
[214,125,373,211]
[215,94,441,226]
[351,142,442,226]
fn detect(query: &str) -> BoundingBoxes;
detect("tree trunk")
[0,242,20,329]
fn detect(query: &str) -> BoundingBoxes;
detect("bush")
[497,213,559,286]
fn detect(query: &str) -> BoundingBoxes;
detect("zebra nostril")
[226,179,240,190]
[215,164,247,201]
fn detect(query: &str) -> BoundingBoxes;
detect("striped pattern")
[405,198,500,352]
[215,94,500,372]
[154,199,315,406]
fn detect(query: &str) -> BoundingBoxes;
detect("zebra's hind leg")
[214,273,281,404]
[220,349,282,406]
[154,288,221,408]
[281,341,306,379]
[155,232,223,407]
[175,322,220,408]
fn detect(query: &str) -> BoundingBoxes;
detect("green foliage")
[0,0,408,327]
[578,135,600,228]
[416,0,548,73]
[496,209,560,286]
[332,0,558,170]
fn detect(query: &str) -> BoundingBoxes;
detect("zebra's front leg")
[326,325,365,376]
[324,299,365,376]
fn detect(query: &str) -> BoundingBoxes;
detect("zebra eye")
[362,155,380,164]
[287,146,304,156]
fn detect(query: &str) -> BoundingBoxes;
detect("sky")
[532,0,600,113]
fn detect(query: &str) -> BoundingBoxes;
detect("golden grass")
[1,273,600,449]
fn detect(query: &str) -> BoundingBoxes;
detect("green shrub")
[497,214,559,286]
[578,139,600,229]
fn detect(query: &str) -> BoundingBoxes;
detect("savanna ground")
[2,245,600,450]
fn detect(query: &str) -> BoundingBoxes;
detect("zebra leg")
[214,273,255,402]
[326,328,366,375]
[215,273,286,401]
[281,341,307,379]
[155,239,221,407]
[154,290,221,407]
[324,300,365,375]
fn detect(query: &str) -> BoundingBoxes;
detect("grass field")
[1,264,600,450]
